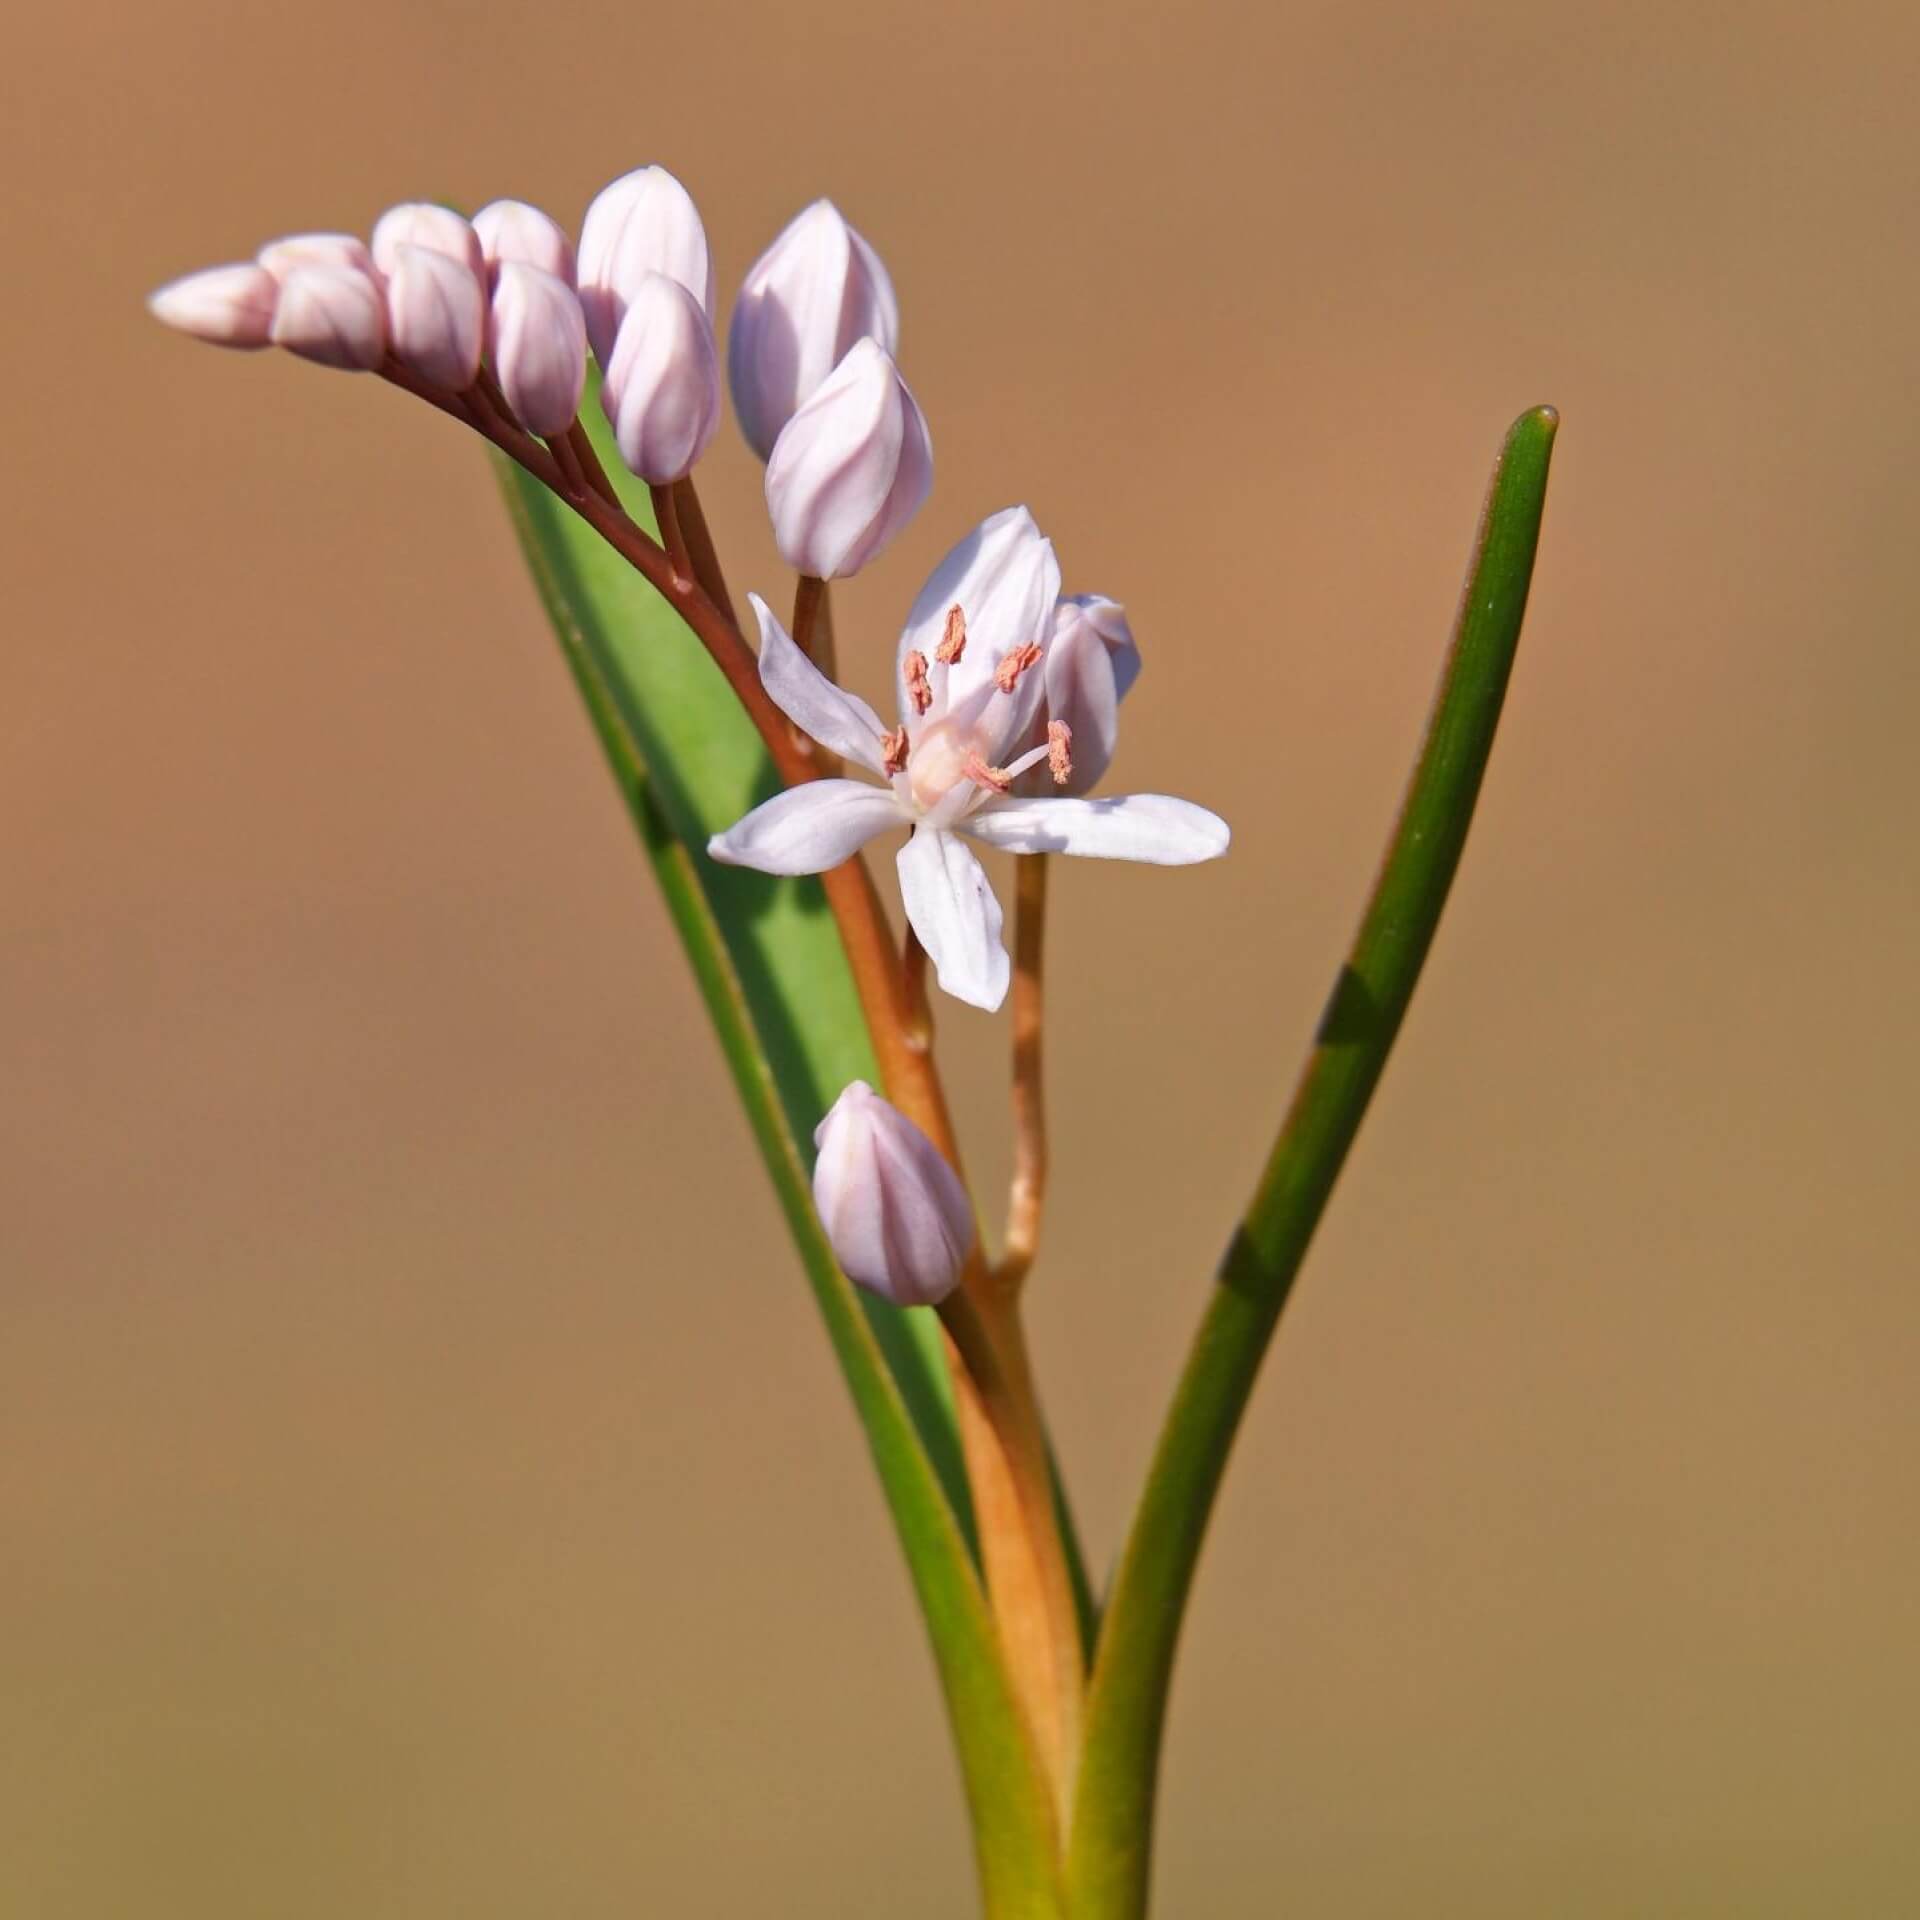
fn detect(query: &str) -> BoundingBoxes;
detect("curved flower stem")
[670,475,736,626]
[790,575,841,773]
[650,481,695,591]
[902,921,934,1054]
[998,852,1050,1292]
[791,572,834,677]
[1065,407,1559,1919]
[393,361,1090,1824]
[548,428,591,501]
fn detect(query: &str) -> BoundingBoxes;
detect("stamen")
[903,649,933,716]
[993,641,1043,693]
[963,751,1012,794]
[880,725,910,776]
[935,604,967,665]
[1047,720,1073,786]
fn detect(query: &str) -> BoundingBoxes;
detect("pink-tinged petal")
[147,264,278,349]
[811,1081,973,1307]
[749,594,889,774]
[489,262,586,435]
[1034,594,1137,794]
[896,508,1060,747]
[896,828,1009,1011]
[369,203,485,285]
[764,339,931,579]
[472,199,575,286]
[268,264,385,370]
[960,793,1230,864]
[728,199,900,461]
[257,233,376,283]
[707,780,902,875]
[386,244,484,391]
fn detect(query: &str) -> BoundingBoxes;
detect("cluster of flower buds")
[150,174,930,562]
[148,161,1233,1313]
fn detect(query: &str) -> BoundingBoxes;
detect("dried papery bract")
[729,198,900,461]
[577,165,713,368]
[147,264,279,349]
[370,202,485,285]
[489,263,587,438]
[472,199,576,287]
[386,244,485,392]
[601,272,721,484]
[812,1082,974,1308]
[268,264,385,370]
[763,338,932,580]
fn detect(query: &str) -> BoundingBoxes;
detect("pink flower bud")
[147,263,279,350]
[600,273,721,483]
[369,203,485,286]
[257,233,376,284]
[472,199,575,286]
[385,243,484,391]
[489,262,586,437]
[764,338,931,579]
[728,198,900,461]
[577,165,713,369]
[812,1082,973,1308]
[1023,595,1142,796]
[268,264,385,371]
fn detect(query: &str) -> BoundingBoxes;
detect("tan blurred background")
[5,1,1918,1913]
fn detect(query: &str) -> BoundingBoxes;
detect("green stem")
[1066,407,1559,1918]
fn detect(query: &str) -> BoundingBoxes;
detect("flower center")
[905,716,992,813]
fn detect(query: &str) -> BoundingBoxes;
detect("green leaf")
[494,398,1064,1912]
[496,396,969,1534]
[1067,407,1560,1920]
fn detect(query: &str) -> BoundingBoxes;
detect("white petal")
[895,507,1060,739]
[959,794,1231,864]
[707,781,902,875]
[897,829,1009,1011]
[750,592,888,774]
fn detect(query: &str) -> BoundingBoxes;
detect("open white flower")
[707,508,1230,1010]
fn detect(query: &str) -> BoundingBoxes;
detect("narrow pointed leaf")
[497,387,970,1533]
[1068,407,1560,1918]
[496,391,1064,1911]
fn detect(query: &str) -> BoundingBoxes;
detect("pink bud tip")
[386,243,485,392]
[577,165,714,368]
[728,198,900,462]
[268,264,386,371]
[472,200,576,287]
[490,262,587,437]
[369,203,485,286]
[147,264,279,350]
[257,233,376,284]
